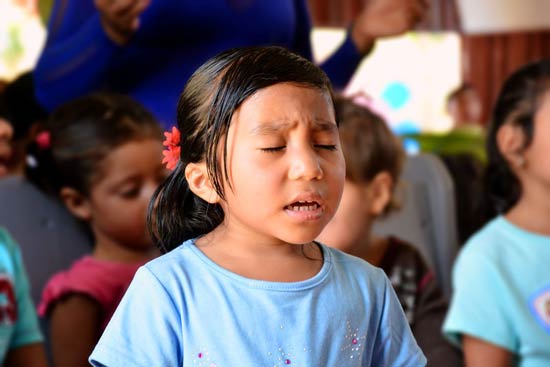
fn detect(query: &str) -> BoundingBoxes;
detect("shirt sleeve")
[33,0,120,112]
[291,0,363,91]
[89,266,183,367]
[373,275,427,367]
[3,232,43,349]
[443,245,518,352]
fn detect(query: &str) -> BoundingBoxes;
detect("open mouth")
[284,200,324,221]
[284,200,321,211]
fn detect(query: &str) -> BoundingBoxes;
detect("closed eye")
[261,146,285,153]
[314,144,337,151]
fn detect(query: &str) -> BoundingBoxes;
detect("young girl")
[443,59,550,366]
[89,46,426,366]
[0,228,47,367]
[35,93,165,366]
[317,96,463,366]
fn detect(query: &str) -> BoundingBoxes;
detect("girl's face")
[523,92,550,188]
[219,83,345,246]
[0,117,13,177]
[87,138,167,251]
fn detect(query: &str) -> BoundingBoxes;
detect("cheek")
[326,155,346,205]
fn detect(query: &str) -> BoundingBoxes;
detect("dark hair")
[485,59,550,214]
[27,92,162,196]
[148,46,334,253]
[0,72,48,140]
[334,96,404,216]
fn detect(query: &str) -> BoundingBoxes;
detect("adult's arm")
[33,0,121,111]
[292,0,427,90]
[290,0,361,90]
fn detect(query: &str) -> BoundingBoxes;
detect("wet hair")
[485,59,550,214]
[148,46,334,253]
[334,95,404,217]
[27,92,162,196]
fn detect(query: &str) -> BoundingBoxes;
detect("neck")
[195,224,323,282]
[506,184,550,236]
[340,229,387,267]
[361,235,389,266]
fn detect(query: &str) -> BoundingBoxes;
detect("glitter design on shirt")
[341,320,366,360]
[268,345,307,366]
[193,347,217,367]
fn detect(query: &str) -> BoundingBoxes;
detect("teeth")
[288,202,319,211]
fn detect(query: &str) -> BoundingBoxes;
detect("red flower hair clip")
[35,131,51,150]
[162,126,181,170]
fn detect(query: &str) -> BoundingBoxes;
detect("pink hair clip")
[35,131,51,150]
[162,126,181,170]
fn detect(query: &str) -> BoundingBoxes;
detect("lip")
[284,192,325,221]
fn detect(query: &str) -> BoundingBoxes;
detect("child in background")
[0,117,12,177]
[90,46,426,366]
[35,93,164,366]
[0,228,47,367]
[317,96,462,366]
[443,59,550,366]
[0,72,49,176]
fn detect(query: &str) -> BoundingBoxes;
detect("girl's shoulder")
[320,244,389,284]
[39,255,144,316]
[463,215,549,255]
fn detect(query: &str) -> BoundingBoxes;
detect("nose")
[143,181,159,201]
[288,145,323,181]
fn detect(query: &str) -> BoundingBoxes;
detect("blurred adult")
[34,0,426,127]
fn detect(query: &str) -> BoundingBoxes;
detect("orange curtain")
[307,0,460,30]
[461,31,550,124]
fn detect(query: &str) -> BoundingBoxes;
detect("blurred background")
[1,0,549,134]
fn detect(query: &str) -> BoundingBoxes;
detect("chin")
[279,229,324,246]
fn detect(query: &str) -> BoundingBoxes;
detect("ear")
[365,171,393,217]
[60,187,92,221]
[497,123,526,168]
[185,162,220,204]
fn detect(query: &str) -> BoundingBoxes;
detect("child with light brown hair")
[318,95,462,366]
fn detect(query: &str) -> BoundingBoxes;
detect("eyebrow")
[250,119,337,136]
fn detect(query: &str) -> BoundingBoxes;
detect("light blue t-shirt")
[444,216,550,367]
[0,228,43,361]
[90,240,426,366]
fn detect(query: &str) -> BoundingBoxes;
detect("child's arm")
[50,294,102,367]
[1,230,47,366]
[463,335,513,367]
[3,344,47,367]
[412,268,463,365]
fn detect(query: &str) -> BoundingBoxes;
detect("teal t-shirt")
[0,228,43,361]
[91,240,426,366]
[444,216,550,366]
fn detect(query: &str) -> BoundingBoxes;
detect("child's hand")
[94,0,151,45]
[351,0,428,53]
